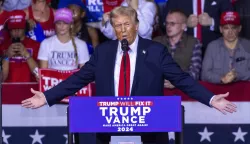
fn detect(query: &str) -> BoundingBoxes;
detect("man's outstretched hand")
[211,92,237,115]
[21,88,47,109]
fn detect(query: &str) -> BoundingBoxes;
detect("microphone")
[121,39,129,52]
[121,39,129,96]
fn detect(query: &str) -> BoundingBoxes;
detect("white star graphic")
[168,132,175,140]
[64,134,68,144]
[232,127,248,142]
[64,134,75,144]
[30,130,45,144]
[2,130,11,144]
[198,127,214,142]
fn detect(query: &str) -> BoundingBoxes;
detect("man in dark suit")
[22,6,236,144]
[164,0,233,53]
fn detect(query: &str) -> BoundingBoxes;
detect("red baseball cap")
[7,10,26,29]
[220,11,241,26]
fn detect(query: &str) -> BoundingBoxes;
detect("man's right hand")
[187,14,198,28]
[21,88,47,109]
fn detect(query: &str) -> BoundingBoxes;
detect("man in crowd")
[165,0,233,54]
[22,6,236,144]
[154,10,202,89]
[0,10,39,82]
[202,11,250,84]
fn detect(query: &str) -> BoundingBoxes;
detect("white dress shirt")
[100,0,157,40]
[192,0,215,37]
[114,35,139,96]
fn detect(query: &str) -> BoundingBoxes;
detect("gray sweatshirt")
[201,37,250,84]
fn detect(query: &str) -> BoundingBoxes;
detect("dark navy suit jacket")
[44,37,214,106]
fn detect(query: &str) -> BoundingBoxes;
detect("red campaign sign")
[39,69,92,103]
[103,0,123,13]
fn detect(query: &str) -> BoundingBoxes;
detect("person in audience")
[154,10,202,88]
[0,0,7,30]
[0,0,9,45]
[234,0,250,40]
[38,8,90,71]
[100,0,157,40]
[202,11,250,84]
[58,0,100,55]
[0,10,40,82]
[24,0,55,38]
[3,0,31,11]
[165,0,233,55]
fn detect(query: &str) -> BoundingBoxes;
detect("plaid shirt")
[167,36,202,80]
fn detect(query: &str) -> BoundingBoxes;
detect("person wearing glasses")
[154,9,202,89]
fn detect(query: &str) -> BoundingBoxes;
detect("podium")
[67,96,184,144]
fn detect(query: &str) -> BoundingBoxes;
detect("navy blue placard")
[69,96,181,133]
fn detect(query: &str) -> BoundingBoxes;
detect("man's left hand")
[198,13,213,26]
[211,92,237,115]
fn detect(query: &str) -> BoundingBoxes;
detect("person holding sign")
[22,6,237,144]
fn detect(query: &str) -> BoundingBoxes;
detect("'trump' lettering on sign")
[98,99,153,132]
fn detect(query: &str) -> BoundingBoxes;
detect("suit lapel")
[131,37,147,96]
[204,0,210,12]
[107,40,118,96]
[188,0,193,14]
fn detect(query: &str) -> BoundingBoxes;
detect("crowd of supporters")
[0,0,249,87]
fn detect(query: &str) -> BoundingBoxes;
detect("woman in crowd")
[68,1,99,55]
[58,0,100,55]
[38,8,90,71]
[24,0,55,38]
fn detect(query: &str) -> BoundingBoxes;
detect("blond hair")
[70,25,78,65]
[110,6,139,25]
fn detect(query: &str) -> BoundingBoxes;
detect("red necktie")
[118,51,130,96]
[197,0,202,41]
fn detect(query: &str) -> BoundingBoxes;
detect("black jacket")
[234,0,250,40]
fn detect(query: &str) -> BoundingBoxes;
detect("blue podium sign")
[69,96,181,133]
